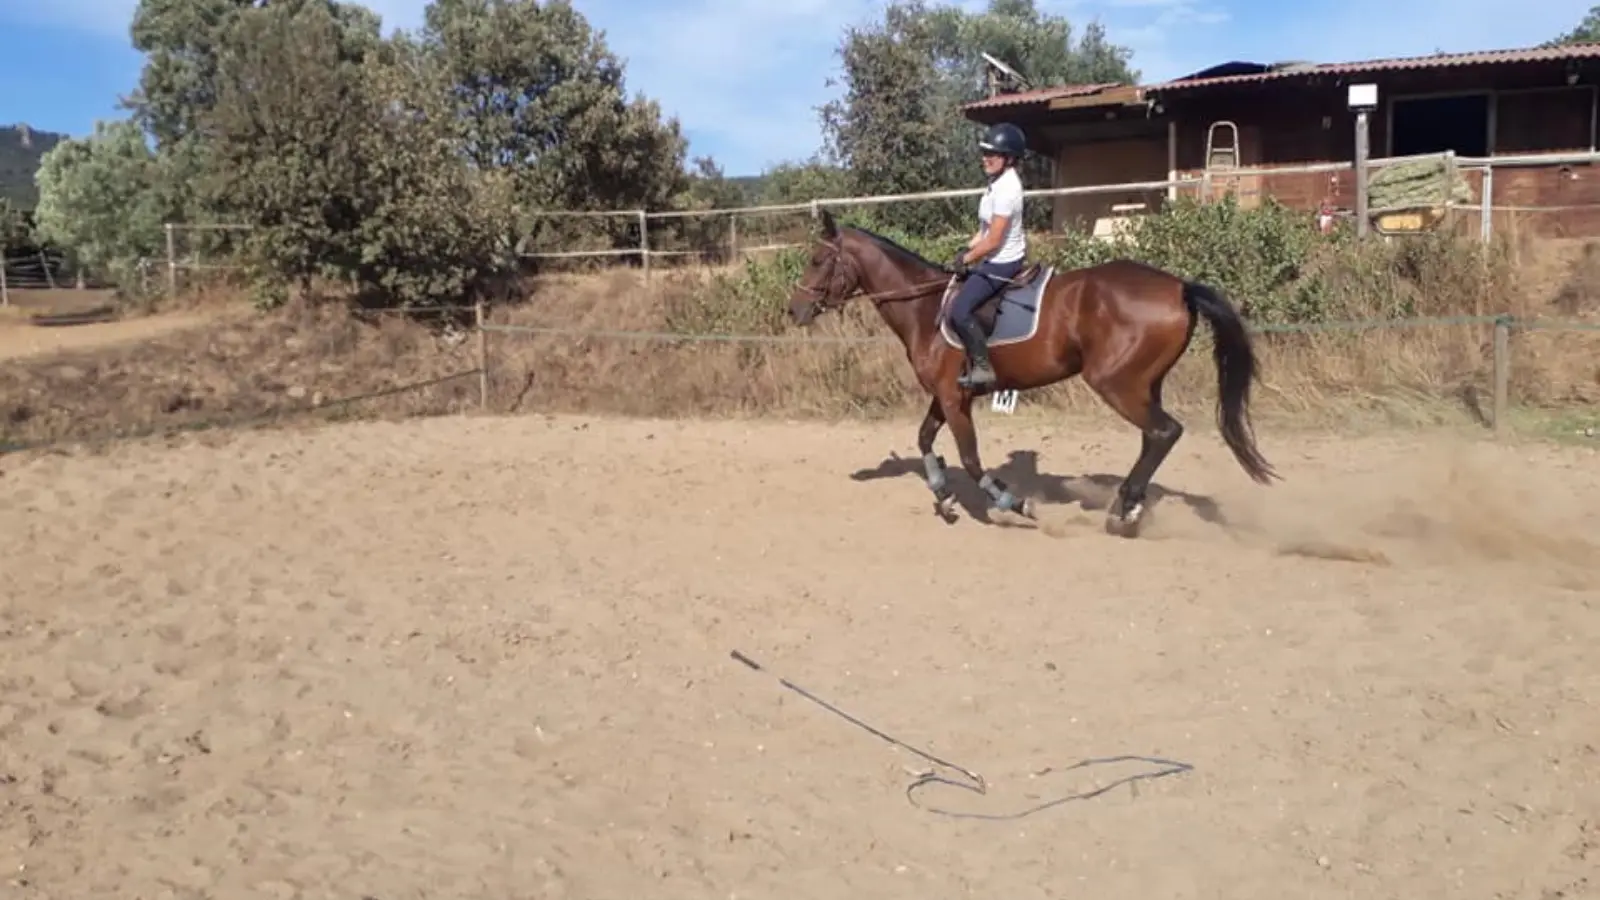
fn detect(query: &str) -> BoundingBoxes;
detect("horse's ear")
[818,207,837,239]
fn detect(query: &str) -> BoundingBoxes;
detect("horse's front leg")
[942,392,1035,521]
[916,397,955,519]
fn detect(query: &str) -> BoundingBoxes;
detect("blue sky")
[1,0,1594,175]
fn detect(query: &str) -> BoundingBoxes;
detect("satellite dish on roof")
[980,51,1033,95]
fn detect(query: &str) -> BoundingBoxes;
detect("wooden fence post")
[637,210,650,284]
[164,223,177,297]
[475,300,490,411]
[1479,165,1494,243]
[1353,109,1371,237]
[1492,315,1511,434]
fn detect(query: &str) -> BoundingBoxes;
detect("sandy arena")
[2,411,1598,899]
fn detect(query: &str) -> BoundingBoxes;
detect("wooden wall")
[1034,64,1600,237]
[1053,135,1168,232]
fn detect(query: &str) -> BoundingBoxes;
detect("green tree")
[820,0,949,231]
[127,0,254,150]
[925,0,1137,93]
[125,0,382,224]
[420,0,690,259]
[0,199,31,258]
[199,7,519,308]
[758,159,851,205]
[197,0,376,302]
[666,156,751,260]
[819,0,1136,233]
[33,119,177,287]
[1545,4,1600,44]
[342,35,520,308]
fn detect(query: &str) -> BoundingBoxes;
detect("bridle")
[791,233,957,321]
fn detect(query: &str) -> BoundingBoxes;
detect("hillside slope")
[1,124,67,210]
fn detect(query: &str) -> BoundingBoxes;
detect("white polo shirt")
[977,167,1026,264]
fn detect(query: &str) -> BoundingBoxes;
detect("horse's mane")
[847,225,946,273]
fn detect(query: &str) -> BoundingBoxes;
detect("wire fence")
[5,302,1599,458]
[477,310,1600,433]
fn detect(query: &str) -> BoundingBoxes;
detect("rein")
[793,233,966,311]
[855,277,954,304]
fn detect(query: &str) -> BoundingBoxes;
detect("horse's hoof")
[1104,504,1144,538]
[987,494,1035,523]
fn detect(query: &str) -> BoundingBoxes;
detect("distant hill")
[1,124,67,210]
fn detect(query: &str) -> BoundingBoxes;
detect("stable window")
[1495,86,1594,153]
[1389,93,1490,157]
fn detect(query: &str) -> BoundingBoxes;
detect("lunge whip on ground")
[728,649,1194,821]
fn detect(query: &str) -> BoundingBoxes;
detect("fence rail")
[0,250,93,303]
[150,149,1600,289]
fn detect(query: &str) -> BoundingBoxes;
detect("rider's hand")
[949,250,970,274]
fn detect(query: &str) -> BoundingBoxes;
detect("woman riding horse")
[947,121,1030,390]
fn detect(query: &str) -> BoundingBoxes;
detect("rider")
[948,121,1029,389]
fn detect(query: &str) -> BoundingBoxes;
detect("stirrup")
[958,361,996,388]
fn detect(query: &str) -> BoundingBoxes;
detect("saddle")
[952,260,1045,335]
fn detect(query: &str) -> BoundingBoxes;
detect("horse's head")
[788,208,862,326]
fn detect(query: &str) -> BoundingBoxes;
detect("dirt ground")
[2,411,1598,900]
[0,312,220,362]
[0,286,227,363]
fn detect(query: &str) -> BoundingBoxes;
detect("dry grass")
[0,298,479,450]
[485,253,1600,431]
[3,235,1599,452]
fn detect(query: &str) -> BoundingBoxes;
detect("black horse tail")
[1182,280,1277,485]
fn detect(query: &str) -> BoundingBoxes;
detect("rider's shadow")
[848,449,1227,527]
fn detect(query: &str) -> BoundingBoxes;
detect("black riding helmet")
[977,122,1027,161]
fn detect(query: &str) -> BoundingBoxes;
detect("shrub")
[664,250,806,336]
[668,194,1514,338]
[1104,195,1319,324]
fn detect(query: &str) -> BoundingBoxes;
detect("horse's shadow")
[848,448,1227,528]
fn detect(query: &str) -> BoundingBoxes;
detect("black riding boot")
[952,315,996,389]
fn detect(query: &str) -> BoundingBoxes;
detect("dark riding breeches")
[949,258,1025,324]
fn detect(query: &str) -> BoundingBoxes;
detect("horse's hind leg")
[1087,369,1183,538]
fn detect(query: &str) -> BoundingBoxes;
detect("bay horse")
[787,208,1277,536]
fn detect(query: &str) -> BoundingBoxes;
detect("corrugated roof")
[962,82,1126,111]
[959,42,1600,118]
[1151,42,1600,92]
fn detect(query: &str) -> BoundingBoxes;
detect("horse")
[786,208,1278,537]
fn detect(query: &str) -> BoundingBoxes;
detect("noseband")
[792,235,855,320]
